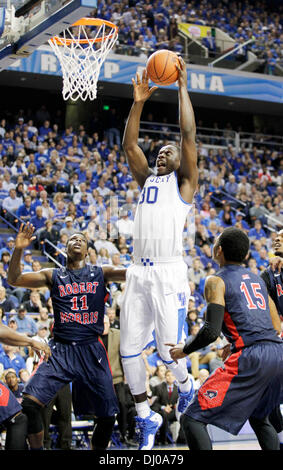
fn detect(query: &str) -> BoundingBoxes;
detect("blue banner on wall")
[7,46,283,103]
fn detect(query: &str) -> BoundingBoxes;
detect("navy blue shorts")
[24,337,119,418]
[0,381,22,424]
[185,341,283,435]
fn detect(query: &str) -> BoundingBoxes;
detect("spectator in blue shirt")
[249,219,267,241]
[77,162,87,182]
[97,141,110,160]
[117,166,133,191]
[202,30,216,54]
[34,144,50,170]
[16,195,35,223]
[220,211,236,228]
[39,120,52,137]
[62,126,74,146]
[144,28,157,49]
[256,247,270,271]
[233,36,248,62]
[12,305,38,337]
[199,243,219,271]
[30,205,47,232]
[0,236,15,258]
[264,50,277,75]
[154,12,168,36]
[234,212,250,231]
[22,250,33,273]
[0,345,26,376]
[224,175,238,197]
[0,286,17,315]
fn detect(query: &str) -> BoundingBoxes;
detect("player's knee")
[121,355,147,395]
[156,346,172,364]
[22,396,43,434]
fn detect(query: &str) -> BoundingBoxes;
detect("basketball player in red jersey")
[8,223,126,450]
[168,227,283,450]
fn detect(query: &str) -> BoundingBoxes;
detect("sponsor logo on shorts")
[203,389,218,399]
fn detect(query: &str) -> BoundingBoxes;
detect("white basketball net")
[49,21,118,101]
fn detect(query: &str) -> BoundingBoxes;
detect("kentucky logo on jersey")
[203,390,218,399]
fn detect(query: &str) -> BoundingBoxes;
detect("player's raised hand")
[132,69,158,103]
[176,55,188,88]
[31,338,51,362]
[15,222,36,250]
[269,256,283,273]
[165,343,187,364]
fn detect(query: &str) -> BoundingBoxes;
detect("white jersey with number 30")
[133,171,193,259]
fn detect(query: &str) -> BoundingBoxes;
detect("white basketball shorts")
[120,257,190,363]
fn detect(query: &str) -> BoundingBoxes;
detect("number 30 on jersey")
[139,186,159,205]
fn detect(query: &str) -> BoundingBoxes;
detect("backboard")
[0,0,97,70]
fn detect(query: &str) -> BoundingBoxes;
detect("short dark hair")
[5,370,17,379]
[218,227,249,263]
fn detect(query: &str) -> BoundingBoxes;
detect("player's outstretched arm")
[7,223,53,289]
[0,323,51,360]
[102,265,127,283]
[122,69,157,188]
[176,56,198,204]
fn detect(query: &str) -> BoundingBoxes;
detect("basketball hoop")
[48,18,118,101]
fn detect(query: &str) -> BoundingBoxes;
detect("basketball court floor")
[112,440,261,451]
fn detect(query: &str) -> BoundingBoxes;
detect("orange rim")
[49,18,118,46]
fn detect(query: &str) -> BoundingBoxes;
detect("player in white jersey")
[120,56,198,449]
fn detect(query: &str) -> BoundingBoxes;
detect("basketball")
[146,49,180,86]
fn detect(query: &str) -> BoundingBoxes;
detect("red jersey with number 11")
[50,264,107,343]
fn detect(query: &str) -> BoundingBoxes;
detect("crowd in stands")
[0,100,282,447]
[92,0,283,74]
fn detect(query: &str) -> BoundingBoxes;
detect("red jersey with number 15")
[216,265,282,353]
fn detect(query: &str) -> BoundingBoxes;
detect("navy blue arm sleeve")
[183,303,225,355]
